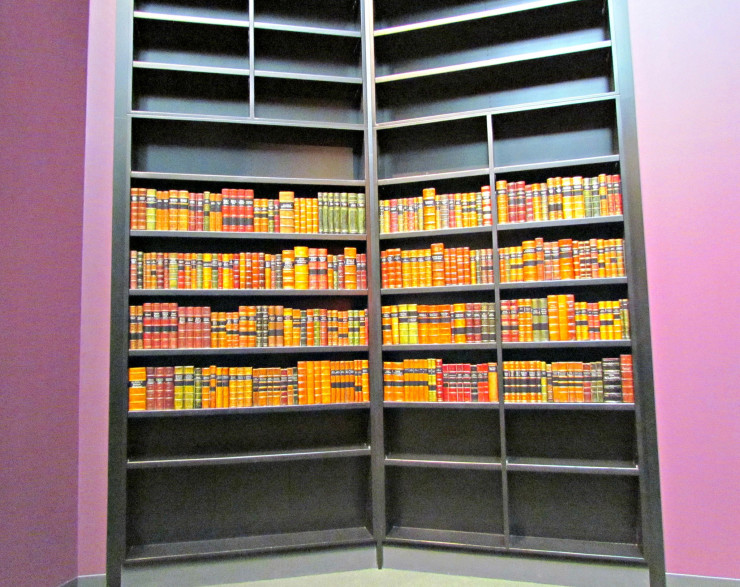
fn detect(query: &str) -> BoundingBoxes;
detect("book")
[503,356,634,403]
[129,360,370,411]
[495,174,622,224]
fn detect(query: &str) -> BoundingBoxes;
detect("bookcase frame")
[108,0,665,585]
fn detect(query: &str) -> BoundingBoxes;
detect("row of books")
[128,360,370,411]
[496,174,623,224]
[383,360,498,402]
[130,247,367,290]
[379,187,492,234]
[129,304,368,350]
[381,303,496,345]
[503,356,634,403]
[381,245,495,289]
[499,238,626,283]
[501,296,630,342]
[129,188,366,234]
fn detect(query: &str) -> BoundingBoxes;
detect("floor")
[214,569,555,586]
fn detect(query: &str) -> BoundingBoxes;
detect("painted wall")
[77,0,116,575]
[5,0,735,582]
[0,1,89,586]
[628,0,740,579]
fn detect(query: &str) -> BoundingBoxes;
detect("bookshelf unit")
[109,0,664,585]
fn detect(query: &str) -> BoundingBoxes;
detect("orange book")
[278,191,295,233]
[320,361,331,404]
[128,367,147,411]
[547,295,560,341]
[155,190,169,230]
[430,243,445,286]
[522,240,537,282]
[555,295,569,341]
[344,247,357,290]
[558,239,574,280]
[306,360,315,404]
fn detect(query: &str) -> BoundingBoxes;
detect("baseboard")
[58,576,106,587]
[78,574,107,587]
[121,546,377,586]
[384,545,650,587]
[667,574,740,586]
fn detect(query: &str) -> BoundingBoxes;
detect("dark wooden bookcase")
[109,0,665,585]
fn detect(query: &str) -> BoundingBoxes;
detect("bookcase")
[109,0,664,585]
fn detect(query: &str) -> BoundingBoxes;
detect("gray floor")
[228,569,553,586]
[121,547,651,587]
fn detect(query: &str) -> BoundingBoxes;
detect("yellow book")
[278,191,295,233]
[398,304,410,345]
[294,246,309,289]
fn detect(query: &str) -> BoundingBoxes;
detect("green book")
[339,192,349,233]
[357,193,366,234]
[318,192,325,234]
[194,367,202,409]
[348,193,358,234]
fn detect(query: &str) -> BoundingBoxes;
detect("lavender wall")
[77,0,116,575]
[68,0,739,581]
[628,0,740,578]
[0,1,89,586]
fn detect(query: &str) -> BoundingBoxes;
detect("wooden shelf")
[504,402,635,411]
[386,453,502,470]
[254,21,361,38]
[382,343,496,352]
[494,154,621,175]
[502,340,632,349]
[128,402,370,418]
[130,230,367,241]
[384,401,500,410]
[385,527,506,550]
[377,167,489,186]
[506,457,639,476]
[498,216,623,231]
[499,277,628,290]
[133,10,250,28]
[375,41,612,84]
[381,284,493,295]
[128,444,371,469]
[126,527,375,564]
[132,61,250,76]
[507,535,644,562]
[130,171,367,187]
[130,345,368,357]
[374,0,579,37]
[111,0,662,581]
[129,289,368,297]
[379,226,491,241]
[254,69,363,85]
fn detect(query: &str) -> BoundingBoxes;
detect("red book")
[151,303,162,349]
[163,366,175,409]
[201,307,211,348]
[145,367,156,410]
[245,190,255,232]
[620,354,634,403]
[154,366,166,410]
[237,188,247,232]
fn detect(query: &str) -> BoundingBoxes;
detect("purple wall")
[3,0,735,582]
[629,0,740,578]
[77,0,116,575]
[0,1,89,586]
